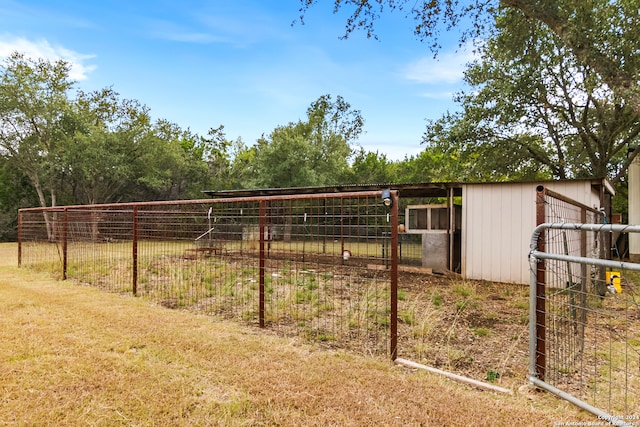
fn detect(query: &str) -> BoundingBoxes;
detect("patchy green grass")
[1,243,595,426]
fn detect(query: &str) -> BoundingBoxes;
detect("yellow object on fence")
[605,271,622,293]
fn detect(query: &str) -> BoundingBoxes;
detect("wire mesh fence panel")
[398,233,422,266]
[536,188,605,381]
[530,223,640,419]
[19,210,68,279]
[257,195,395,354]
[18,191,398,358]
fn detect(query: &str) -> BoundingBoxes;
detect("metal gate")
[529,223,640,424]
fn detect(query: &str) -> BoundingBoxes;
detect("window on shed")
[405,205,449,232]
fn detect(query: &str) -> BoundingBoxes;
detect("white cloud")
[146,10,283,48]
[0,36,96,80]
[403,44,478,85]
[145,19,232,45]
[419,91,456,100]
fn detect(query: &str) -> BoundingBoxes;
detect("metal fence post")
[62,208,68,280]
[259,200,266,328]
[534,186,546,380]
[17,210,22,267]
[132,205,138,297]
[390,190,399,361]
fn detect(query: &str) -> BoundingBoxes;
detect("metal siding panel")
[465,183,539,284]
[506,186,520,283]
[460,185,468,277]
[517,185,537,284]
[463,185,483,281]
[492,187,511,282]
[488,184,517,283]
[479,185,498,282]
[481,185,495,281]
[461,181,602,285]
[462,185,474,280]
[547,181,599,208]
[466,184,510,283]
[502,185,517,283]
[516,185,538,284]
[500,184,531,284]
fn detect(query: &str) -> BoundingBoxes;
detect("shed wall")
[461,181,601,284]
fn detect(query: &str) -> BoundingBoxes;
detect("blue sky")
[0,0,474,160]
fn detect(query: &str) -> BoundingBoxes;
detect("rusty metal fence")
[530,190,640,421]
[534,186,605,380]
[18,191,399,358]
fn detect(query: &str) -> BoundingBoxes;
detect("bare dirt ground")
[396,271,531,389]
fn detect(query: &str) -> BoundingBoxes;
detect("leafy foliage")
[250,94,362,188]
[348,149,398,184]
[423,7,640,183]
[0,53,217,208]
[0,52,75,209]
[299,1,640,182]
[299,0,640,121]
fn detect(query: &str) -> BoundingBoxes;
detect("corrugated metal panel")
[462,183,534,284]
[462,181,602,284]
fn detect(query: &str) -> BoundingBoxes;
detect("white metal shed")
[460,179,613,284]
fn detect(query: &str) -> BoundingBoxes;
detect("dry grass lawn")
[0,242,592,426]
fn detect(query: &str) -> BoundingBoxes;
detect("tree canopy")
[249,94,363,188]
[0,53,223,238]
[299,1,640,123]
[0,52,380,240]
[0,52,218,209]
[0,52,74,210]
[424,7,640,183]
[299,0,640,184]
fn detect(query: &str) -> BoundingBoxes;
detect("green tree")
[251,94,363,188]
[133,120,212,201]
[348,148,398,184]
[227,139,257,190]
[394,146,476,183]
[201,125,236,192]
[299,1,640,120]
[0,53,78,238]
[61,88,158,204]
[0,52,74,210]
[1,52,216,219]
[423,8,640,183]
[0,156,37,240]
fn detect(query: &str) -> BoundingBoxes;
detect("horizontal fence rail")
[530,223,640,423]
[18,191,399,359]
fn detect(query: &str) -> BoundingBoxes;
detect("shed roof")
[202,178,612,199]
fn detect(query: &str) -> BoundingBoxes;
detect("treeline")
[3,29,635,241]
[0,53,471,241]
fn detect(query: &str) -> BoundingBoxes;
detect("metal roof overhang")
[202,178,612,200]
[202,182,463,199]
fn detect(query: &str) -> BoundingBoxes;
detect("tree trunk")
[31,176,54,241]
